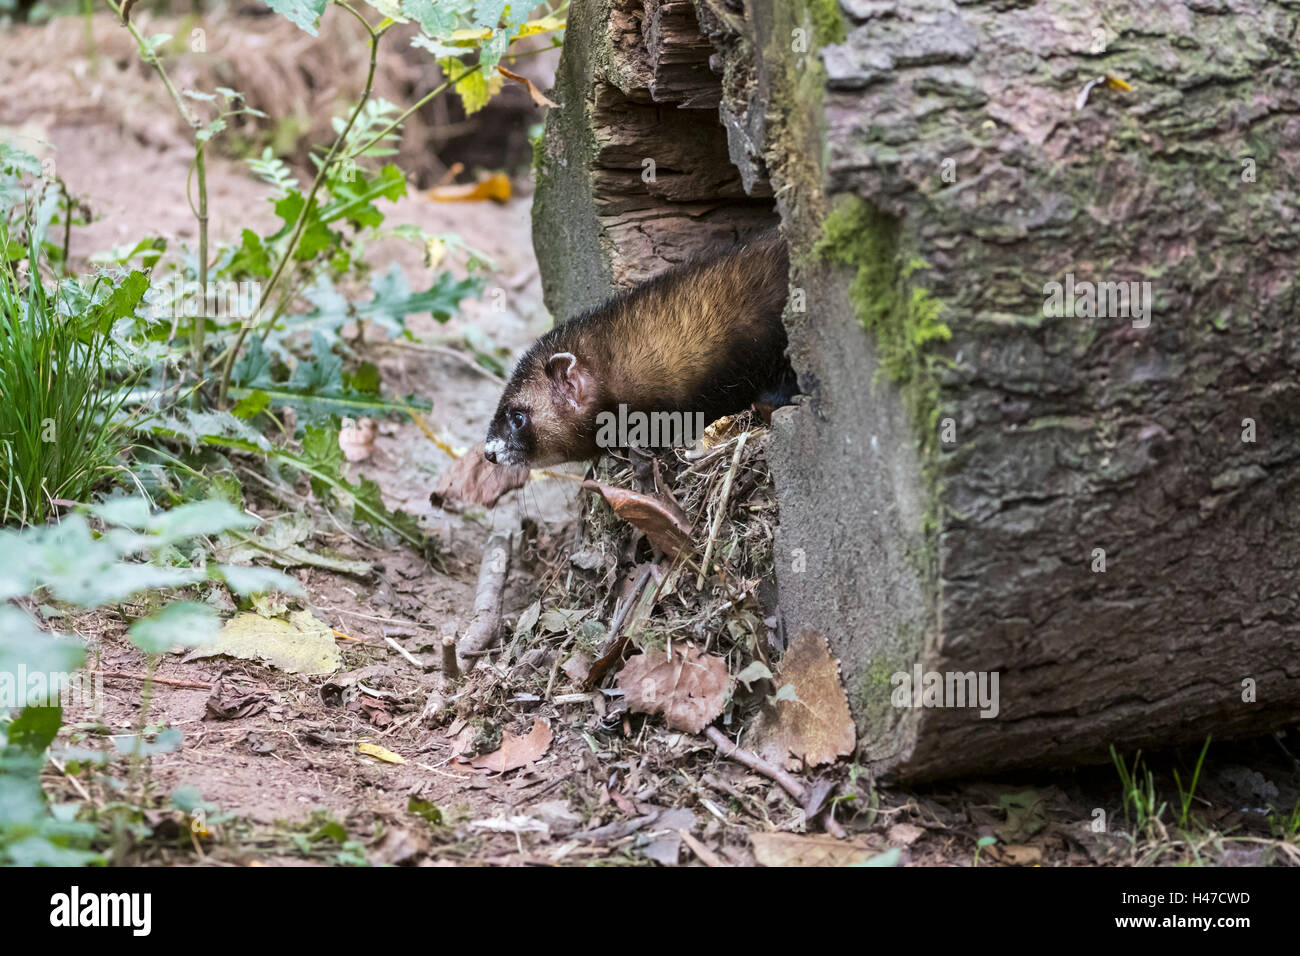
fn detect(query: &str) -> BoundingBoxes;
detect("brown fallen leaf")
[750,832,884,867]
[467,718,553,773]
[887,823,925,847]
[369,827,429,866]
[618,644,728,734]
[338,417,378,462]
[582,480,692,558]
[204,676,267,721]
[497,65,559,108]
[428,172,512,204]
[748,629,856,771]
[429,443,529,509]
[989,843,1044,866]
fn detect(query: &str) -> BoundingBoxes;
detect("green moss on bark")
[806,0,846,46]
[813,197,950,437]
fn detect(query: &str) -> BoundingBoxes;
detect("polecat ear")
[545,352,593,411]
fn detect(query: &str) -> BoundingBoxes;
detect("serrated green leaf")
[261,0,327,35]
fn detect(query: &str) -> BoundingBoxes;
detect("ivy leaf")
[262,0,328,35]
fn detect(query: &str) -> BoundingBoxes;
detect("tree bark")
[533,0,1300,781]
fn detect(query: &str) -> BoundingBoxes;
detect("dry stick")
[96,671,212,690]
[704,725,806,803]
[696,431,749,589]
[440,636,460,680]
[456,532,513,672]
[383,636,424,669]
[374,340,505,384]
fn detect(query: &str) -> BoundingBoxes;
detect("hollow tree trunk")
[533,0,1300,781]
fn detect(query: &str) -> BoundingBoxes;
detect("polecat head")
[484,345,600,468]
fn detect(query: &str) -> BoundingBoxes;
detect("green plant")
[0,497,298,865]
[0,224,144,524]
[1112,745,1168,839]
[973,834,996,867]
[1172,735,1212,829]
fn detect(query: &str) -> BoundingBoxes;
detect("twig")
[696,431,748,588]
[48,754,93,803]
[96,671,212,690]
[583,563,658,688]
[456,532,513,670]
[441,636,460,679]
[374,340,505,384]
[384,636,425,669]
[704,725,805,803]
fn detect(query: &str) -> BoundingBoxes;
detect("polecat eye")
[508,410,527,432]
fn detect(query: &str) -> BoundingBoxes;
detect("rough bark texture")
[531,0,777,315]
[534,0,1300,781]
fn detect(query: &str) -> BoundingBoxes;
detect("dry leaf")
[338,417,378,462]
[204,677,267,721]
[186,611,342,676]
[370,827,428,866]
[989,843,1044,866]
[429,443,529,509]
[618,645,728,734]
[358,742,405,765]
[497,65,559,108]
[582,480,692,558]
[467,718,553,773]
[748,629,855,771]
[887,823,925,847]
[750,832,884,867]
[428,173,512,204]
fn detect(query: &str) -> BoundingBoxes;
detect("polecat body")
[484,231,794,468]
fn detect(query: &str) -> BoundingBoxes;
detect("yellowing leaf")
[358,742,406,765]
[186,610,342,675]
[448,26,493,43]
[443,64,503,114]
[428,173,512,203]
[517,15,565,38]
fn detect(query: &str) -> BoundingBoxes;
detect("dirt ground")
[5,10,1300,867]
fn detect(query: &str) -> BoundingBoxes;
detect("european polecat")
[484,230,795,468]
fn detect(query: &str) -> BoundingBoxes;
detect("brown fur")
[485,230,793,467]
